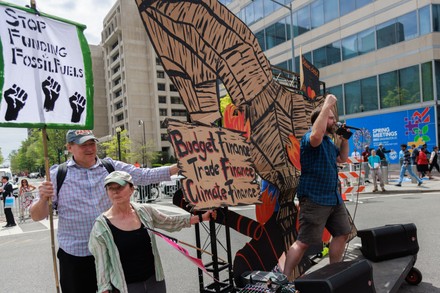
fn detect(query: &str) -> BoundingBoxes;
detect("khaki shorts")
[297,197,351,245]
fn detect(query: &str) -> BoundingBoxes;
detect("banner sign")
[167,119,260,210]
[300,54,320,99]
[0,3,93,129]
[347,106,436,164]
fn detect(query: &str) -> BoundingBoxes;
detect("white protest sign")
[0,4,93,129]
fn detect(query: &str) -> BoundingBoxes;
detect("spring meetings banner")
[346,106,436,164]
[0,3,93,129]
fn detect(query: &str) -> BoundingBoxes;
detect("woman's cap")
[104,171,133,187]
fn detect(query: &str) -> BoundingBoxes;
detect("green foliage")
[414,124,431,143]
[101,129,131,162]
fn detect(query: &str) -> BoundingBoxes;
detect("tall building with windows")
[224,0,439,158]
[100,0,186,164]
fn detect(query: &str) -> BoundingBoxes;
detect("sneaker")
[418,181,423,186]
[381,188,386,192]
[365,180,370,183]
[372,189,378,192]
[395,183,402,187]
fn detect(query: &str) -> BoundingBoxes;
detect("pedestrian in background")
[89,171,215,293]
[1,176,16,228]
[417,146,430,179]
[376,143,391,166]
[361,145,371,183]
[429,146,439,175]
[30,130,179,293]
[367,150,385,192]
[396,144,423,187]
[19,179,36,221]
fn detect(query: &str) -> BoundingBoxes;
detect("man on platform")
[283,94,351,280]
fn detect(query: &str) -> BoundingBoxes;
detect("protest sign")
[0,3,93,128]
[167,119,260,210]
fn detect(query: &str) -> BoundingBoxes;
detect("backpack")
[56,158,115,196]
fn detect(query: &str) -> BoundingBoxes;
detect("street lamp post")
[138,120,146,167]
[64,150,69,162]
[116,126,122,161]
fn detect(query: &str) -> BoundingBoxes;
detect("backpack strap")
[56,162,68,196]
[56,158,115,196]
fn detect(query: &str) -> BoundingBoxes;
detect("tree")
[100,129,131,162]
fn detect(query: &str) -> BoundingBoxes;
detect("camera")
[336,125,353,139]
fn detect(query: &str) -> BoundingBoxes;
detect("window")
[172,109,187,117]
[158,83,166,91]
[156,57,162,66]
[115,101,123,110]
[344,80,361,114]
[113,66,120,74]
[160,121,167,129]
[158,96,167,103]
[161,133,168,141]
[360,76,378,112]
[157,71,165,78]
[295,6,311,36]
[116,113,124,121]
[311,0,324,29]
[357,28,375,55]
[265,21,286,50]
[159,109,168,116]
[111,41,118,50]
[114,90,122,98]
[339,0,355,17]
[376,20,397,49]
[328,85,344,116]
[255,30,265,51]
[171,96,183,104]
[399,65,420,105]
[324,0,338,23]
[112,53,119,62]
[379,71,399,109]
[419,5,431,35]
[341,35,357,60]
[312,42,340,68]
[170,84,178,92]
[396,12,417,42]
[113,78,121,86]
[421,62,433,101]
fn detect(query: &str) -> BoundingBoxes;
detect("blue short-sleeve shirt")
[297,131,342,205]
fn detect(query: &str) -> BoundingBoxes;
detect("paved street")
[1,173,440,292]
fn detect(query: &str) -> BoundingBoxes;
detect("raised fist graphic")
[69,92,86,123]
[4,84,28,121]
[42,76,61,111]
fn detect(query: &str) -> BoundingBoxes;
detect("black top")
[105,216,155,284]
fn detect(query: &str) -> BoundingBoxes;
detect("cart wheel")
[405,267,422,285]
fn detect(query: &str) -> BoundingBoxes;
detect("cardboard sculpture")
[135,0,328,282]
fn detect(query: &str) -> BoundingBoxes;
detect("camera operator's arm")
[310,94,337,147]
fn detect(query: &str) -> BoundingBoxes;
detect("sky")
[0,0,117,162]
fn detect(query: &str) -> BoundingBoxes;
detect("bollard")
[382,165,388,184]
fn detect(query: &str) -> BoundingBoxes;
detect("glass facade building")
[225,0,440,146]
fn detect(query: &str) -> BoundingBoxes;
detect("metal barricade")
[136,183,161,203]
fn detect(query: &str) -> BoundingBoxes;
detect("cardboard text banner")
[167,119,260,210]
[0,4,93,129]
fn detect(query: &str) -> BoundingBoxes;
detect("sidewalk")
[354,164,440,195]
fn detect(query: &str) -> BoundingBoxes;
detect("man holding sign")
[31,130,179,293]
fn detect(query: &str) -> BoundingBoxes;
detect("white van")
[0,167,19,196]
